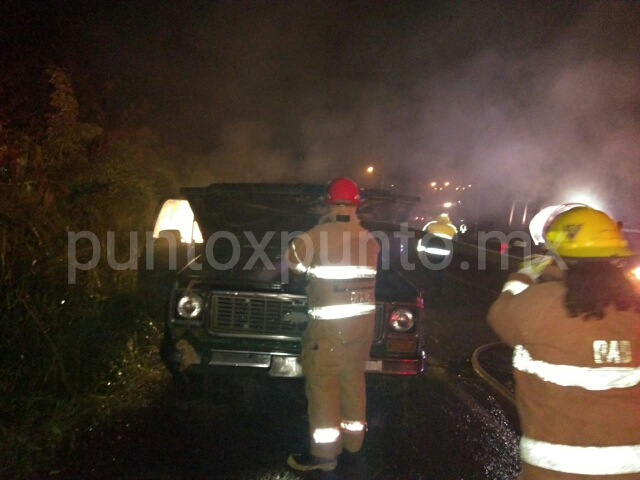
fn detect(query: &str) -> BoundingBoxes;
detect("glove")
[517,254,554,282]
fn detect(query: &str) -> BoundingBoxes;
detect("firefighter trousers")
[300,314,375,459]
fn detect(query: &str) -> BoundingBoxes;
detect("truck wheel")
[170,370,208,404]
[170,369,192,404]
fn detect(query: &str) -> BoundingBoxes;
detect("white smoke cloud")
[93,0,638,223]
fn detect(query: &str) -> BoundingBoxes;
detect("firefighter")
[285,177,380,472]
[422,213,457,240]
[422,214,457,299]
[487,206,640,479]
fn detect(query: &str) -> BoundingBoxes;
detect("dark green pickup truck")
[139,183,432,386]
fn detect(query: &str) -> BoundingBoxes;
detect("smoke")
[74,0,640,223]
[191,121,294,185]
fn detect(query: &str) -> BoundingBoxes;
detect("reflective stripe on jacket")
[285,205,379,321]
[520,435,640,475]
[513,344,640,391]
[513,345,640,474]
[487,274,640,478]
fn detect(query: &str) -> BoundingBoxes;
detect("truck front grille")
[209,293,385,339]
[210,293,308,336]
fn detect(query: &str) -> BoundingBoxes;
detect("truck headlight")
[177,294,203,319]
[389,308,414,332]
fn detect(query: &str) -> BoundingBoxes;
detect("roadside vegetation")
[0,66,182,477]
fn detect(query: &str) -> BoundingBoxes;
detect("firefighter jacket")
[285,204,380,458]
[286,205,380,323]
[487,271,640,479]
[421,219,456,257]
[424,218,456,240]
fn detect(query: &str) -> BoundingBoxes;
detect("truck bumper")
[164,341,426,378]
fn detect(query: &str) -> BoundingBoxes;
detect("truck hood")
[181,183,419,235]
[178,183,422,300]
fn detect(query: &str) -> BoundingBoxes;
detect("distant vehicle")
[138,183,430,390]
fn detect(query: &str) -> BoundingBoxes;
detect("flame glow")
[153,199,204,243]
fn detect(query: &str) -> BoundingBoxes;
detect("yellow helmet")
[424,214,457,239]
[545,206,635,258]
[438,214,452,224]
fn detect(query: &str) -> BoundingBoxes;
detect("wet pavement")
[49,256,522,480]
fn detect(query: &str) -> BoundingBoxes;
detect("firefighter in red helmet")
[285,177,380,472]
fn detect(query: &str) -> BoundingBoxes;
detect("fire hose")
[471,342,515,404]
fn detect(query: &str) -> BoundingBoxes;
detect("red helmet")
[326,177,361,205]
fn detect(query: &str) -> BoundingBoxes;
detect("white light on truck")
[177,294,203,319]
[389,308,414,332]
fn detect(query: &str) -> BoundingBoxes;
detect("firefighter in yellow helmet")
[487,206,640,479]
[422,213,457,299]
[285,177,380,472]
[422,213,457,240]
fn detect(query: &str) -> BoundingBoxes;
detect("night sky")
[4,0,640,223]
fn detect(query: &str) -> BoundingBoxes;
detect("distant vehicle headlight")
[177,294,203,319]
[389,308,414,332]
[624,266,640,293]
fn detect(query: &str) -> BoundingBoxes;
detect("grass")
[0,271,167,479]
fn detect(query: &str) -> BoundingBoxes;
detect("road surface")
[50,243,522,479]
